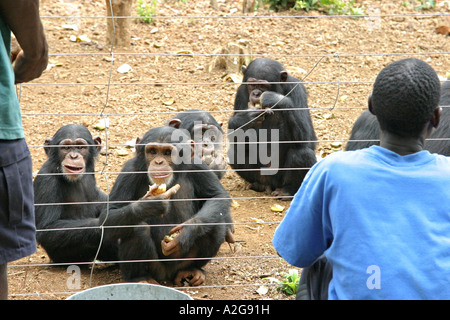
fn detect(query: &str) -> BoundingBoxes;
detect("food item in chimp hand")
[164,231,180,242]
[150,183,167,195]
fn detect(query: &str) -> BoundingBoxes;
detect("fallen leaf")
[330,141,342,148]
[251,217,264,225]
[78,35,90,42]
[116,148,129,156]
[435,25,450,35]
[323,113,335,120]
[62,24,79,31]
[162,99,175,106]
[175,50,194,57]
[94,118,109,130]
[231,200,240,208]
[222,73,242,83]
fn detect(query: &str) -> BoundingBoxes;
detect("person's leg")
[0,263,8,300]
[297,255,332,300]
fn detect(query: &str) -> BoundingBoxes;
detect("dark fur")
[227,58,317,197]
[168,109,226,179]
[34,124,117,263]
[105,126,232,283]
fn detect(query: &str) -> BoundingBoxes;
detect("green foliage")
[266,0,296,11]
[267,0,364,15]
[136,0,157,24]
[277,269,300,295]
[401,0,436,10]
[414,0,436,10]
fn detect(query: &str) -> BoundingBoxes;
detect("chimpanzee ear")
[168,119,182,129]
[135,135,143,146]
[135,135,144,153]
[93,135,102,154]
[44,138,52,156]
[280,71,288,82]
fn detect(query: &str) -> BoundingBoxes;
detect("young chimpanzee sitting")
[34,124,178,265]
[228,58,317,199]
[106,126,233,286]
[168,109,227,180]
[34,124,117,263]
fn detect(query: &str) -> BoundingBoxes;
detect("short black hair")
[371,58,441,138]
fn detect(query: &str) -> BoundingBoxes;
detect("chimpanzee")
[168,109,227,179]
[346,80,450,155]
[34,124,117,263]
[105,126,233,285]
[227,58,317,199]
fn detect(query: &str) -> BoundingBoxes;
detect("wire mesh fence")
[7,0,449,300]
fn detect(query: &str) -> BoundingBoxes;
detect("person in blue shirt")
[0,1,48,300]
[272,58,450,300]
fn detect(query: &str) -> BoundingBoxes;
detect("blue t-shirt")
[273,146,450,299]
[0,18,23,140]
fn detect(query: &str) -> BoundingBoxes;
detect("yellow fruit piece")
[153,184,167,195]
[271,204,285,212]
[164,231,179,242]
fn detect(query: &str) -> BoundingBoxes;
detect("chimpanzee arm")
[261,84,315,143]
[228,85,267,130]
[173,165,232,255]
[34,175,108,263]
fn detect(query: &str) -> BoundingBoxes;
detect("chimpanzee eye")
[149,148,156,155]
[164,149,172,156]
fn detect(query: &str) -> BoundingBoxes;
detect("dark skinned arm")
[0,0,48,83]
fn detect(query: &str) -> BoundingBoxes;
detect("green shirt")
[0,18,23,140]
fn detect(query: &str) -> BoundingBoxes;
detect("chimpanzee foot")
[174,269,206,286]
[138,278,160,285]
[271,188,293,201]
[247,182,272,194]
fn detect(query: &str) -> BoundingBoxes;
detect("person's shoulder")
[432,153,450,167]
[317,148,370,167]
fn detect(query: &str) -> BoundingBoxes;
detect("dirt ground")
[7,0,449,300]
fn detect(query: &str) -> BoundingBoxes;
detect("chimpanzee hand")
[161,223,184,257]
[142,183,180,199]
[260,91,286,109]
[135,184,180,219]
[247,107,274,127]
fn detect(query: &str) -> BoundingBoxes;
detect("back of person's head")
[371,58,441,138]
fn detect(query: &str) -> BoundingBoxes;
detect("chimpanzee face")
[58,138,90,181]
[145,143,176,187]
[246,78,271,107]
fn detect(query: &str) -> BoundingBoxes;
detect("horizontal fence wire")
[8,2,450,299]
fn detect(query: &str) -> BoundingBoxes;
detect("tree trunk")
[105,0,132,47]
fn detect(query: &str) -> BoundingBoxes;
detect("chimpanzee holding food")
[228,58,317,199]
[105,126,233,286]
